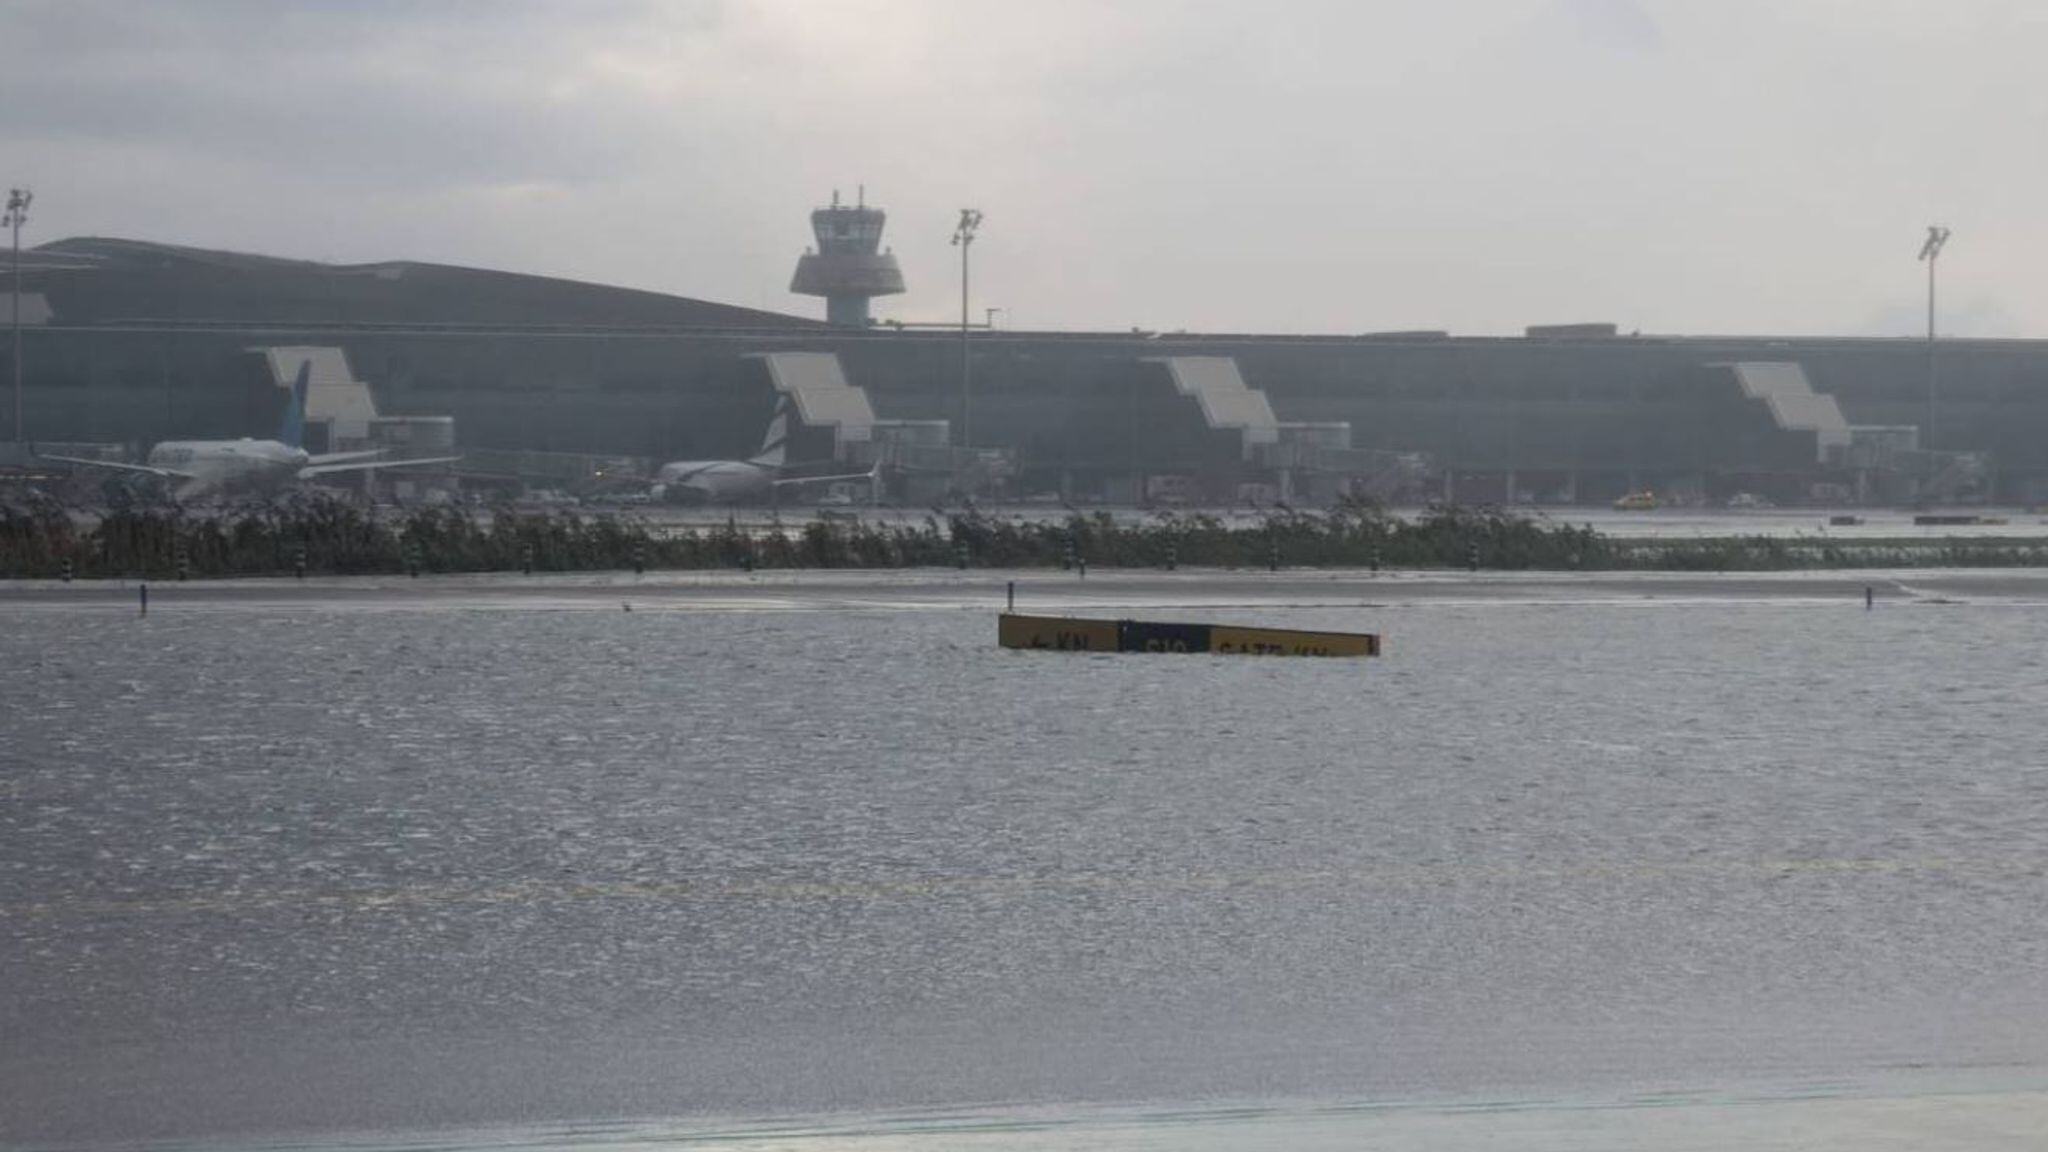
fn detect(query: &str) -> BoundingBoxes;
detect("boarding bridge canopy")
[1,292,52,325]
[252,345,380,443]
[1144,355,1280,457]
[747,351,875,448]
[1720,361,1851,462]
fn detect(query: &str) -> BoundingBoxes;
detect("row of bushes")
[1621,535,2048,570]
[3,497,2045,577]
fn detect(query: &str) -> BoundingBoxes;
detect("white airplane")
[41,362,460,499]
[653,396,879,504]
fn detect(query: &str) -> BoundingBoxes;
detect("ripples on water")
[4,589,2048,1145]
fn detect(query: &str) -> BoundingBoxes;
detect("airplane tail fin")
[748,396,791,468]
[279,360,310,449]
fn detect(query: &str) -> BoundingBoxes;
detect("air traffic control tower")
[789,188,905,326]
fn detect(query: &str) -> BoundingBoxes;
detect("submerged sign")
[998,614,1379,658]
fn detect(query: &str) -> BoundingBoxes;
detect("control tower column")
[789,187,907,326]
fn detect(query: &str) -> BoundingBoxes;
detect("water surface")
[4,573,2047,1146]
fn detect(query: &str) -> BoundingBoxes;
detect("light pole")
[1917,224,1950,450]
[950,208,983,450]
[4,187,30,447]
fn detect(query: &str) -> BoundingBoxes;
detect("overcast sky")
[3,0,2044,336]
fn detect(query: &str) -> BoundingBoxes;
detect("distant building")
[9,235,2048,505]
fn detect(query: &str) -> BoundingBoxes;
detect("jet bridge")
[1718,361,1852,463]
[251,345,380,450]
[745,351,875,461]
[1143,355,1280,459]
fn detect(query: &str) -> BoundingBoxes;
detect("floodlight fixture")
[1917,224,1950,262]
[951,208,983,248]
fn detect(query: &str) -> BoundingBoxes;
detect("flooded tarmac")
[5,571,2048,1148]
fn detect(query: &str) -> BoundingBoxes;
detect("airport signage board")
[998,614,1378,658]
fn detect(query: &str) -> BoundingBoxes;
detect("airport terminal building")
[7,233,2048,505]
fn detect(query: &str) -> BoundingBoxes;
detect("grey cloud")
[1,0,2043,337]
[1548,0,1664,54]
[0,0,711,188]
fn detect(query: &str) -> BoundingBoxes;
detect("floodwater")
[4,570,2048,1149]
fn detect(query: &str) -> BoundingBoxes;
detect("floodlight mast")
[1918,225,1951,449]
[950,208,984,451]
[5,187,31,446]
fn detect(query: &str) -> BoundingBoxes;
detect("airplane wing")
[770,464,882,488]
[37,454,197,481]
[303,449,387,466]
[297,455,462,478]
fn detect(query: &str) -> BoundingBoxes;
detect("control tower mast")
[789,187,906,326]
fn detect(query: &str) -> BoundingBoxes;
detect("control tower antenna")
[789,187,905,327]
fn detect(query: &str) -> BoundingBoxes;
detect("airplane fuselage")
[653,459,775,503]
[147,439,312,495]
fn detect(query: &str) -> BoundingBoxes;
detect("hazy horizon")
[4,0,2043,337]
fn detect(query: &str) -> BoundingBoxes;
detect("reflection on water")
[4,583,2048,1146]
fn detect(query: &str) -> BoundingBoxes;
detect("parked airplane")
[653,396,878,503]
[40,362,459,499]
